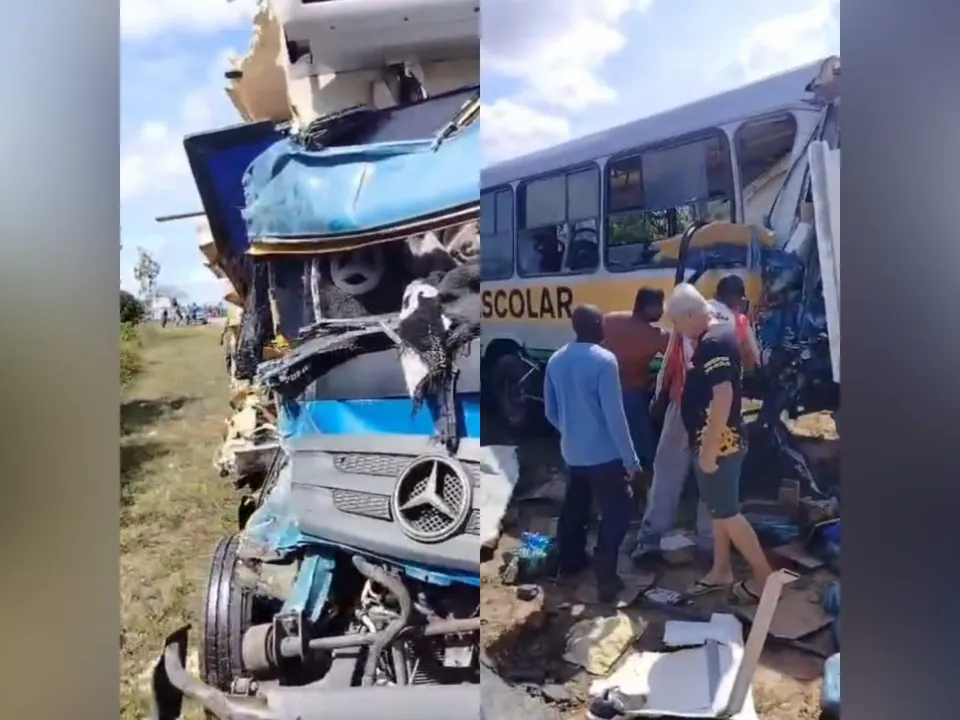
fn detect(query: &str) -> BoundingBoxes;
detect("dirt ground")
[481,413,838,720]
[119,325,236,719]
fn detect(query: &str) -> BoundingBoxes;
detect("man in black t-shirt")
[665,283,772,604]
[680,322,745,462]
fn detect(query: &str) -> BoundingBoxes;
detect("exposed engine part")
[352,556,412,686]
[359,576,479,686]
[239,554,479,686]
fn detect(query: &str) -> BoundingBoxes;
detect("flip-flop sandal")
[729,580,761,605]
[684,579,730,597]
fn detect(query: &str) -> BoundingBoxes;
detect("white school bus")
[480,57,840,432]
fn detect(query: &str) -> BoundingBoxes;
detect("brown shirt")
[602,311,669,391]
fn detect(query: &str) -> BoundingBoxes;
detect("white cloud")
[120,51,240,201]
[482,99,571,163]
[181,89,216,129]
[738,0,839,82]
[121,121,192,201]
[121,0,259,39]
[482,0,653,111]
[482,0,839,166]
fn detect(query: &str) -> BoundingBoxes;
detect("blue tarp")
[242,122,479,243]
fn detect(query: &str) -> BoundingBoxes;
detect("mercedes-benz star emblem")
[392,455,472,543]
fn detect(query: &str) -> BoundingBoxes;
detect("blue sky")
[120,0,261,303]
[481,0,839,162]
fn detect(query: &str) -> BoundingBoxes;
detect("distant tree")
[120,290,145,325]
[133,248,161,302]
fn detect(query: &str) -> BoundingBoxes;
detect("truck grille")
[331,489,480,536]
[332,453,480,485]
[331,489,391,520]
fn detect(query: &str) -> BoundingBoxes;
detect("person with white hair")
[631,286,715,561]
[662,283,772,601]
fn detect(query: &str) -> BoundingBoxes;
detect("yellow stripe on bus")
[481,272,764,325]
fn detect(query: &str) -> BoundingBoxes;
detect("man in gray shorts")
[666,284,772,602]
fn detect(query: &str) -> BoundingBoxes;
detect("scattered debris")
[573,572,655,608]
[516,584,540,602]
[479,647,497,669]
[799,497,840,526]
[214,382,279,484]
[563,613,647,676]
[540,683,573,704]
[771,541,826,570]
[733,579,832,641]
[821,579,841,649]
[744,513,801,546]
[499,533,557,586]
[502,666,547,684]
[481,412,842,720]
[659,532,697,566]
[588,571,798,718]
[642,587,685,607]
[589,615,749,718]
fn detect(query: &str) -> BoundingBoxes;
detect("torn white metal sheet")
[663,614,741,649]
[588,570,797,718]
[809,140,841,382]
[592,615,748,718]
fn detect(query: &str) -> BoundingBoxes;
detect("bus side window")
[604,131,733,273]
[517,167,600,277]
[734,114,798,227]
[480,188,515,280]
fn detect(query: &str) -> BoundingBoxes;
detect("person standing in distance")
[666,284,772,602]
[544,305,641,603]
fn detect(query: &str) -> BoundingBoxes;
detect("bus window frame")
[479,184,516,281]
[732,111,800,194]
[515,162,602,279]
[602,127,735,274]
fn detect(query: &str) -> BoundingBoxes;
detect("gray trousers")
[635,402,714,553]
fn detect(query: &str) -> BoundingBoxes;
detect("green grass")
[119,325,237,719]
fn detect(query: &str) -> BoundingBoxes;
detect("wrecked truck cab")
[152,88,500,720]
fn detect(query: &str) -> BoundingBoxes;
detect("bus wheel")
[491,353,537,433]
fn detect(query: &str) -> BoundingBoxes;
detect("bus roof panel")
[481,58,832,188]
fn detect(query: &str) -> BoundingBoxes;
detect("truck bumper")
[150,626,480,720]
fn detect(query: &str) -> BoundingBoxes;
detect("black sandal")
[729,580,761,604]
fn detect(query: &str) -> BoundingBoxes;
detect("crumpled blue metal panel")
[242,122,479,243]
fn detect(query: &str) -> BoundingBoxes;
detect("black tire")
[490,353,540,435]
[200,534,253,692]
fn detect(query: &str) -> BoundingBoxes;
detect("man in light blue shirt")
[544,304,640,602]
